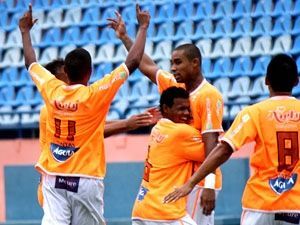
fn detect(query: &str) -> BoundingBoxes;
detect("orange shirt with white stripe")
[222,96,300,212]
[132,119,205,220]
[156,70,223,189]
[29,62,129,179]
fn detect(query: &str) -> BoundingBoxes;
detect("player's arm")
[104,112,153,138]
[19,4,38,68]
[164,142,233,203]
[107,11,159,83]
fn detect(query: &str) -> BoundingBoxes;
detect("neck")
[270,92,292,97]
[185,74,203,93]
[69,81,88,86]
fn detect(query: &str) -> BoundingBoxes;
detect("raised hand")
[107,11,127,39]
[126,112,153,130]
[144,107,162,124]
[19,4,38,33]
[136,4,150,29]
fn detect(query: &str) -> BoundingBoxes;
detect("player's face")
[166,98,191,124]
[171,50,193,83]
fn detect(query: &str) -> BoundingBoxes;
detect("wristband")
[204,173,216,189]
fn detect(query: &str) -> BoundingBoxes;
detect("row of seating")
[2,0,300,22]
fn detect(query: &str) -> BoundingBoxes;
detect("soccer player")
[164,54,300,225]
[132,86,205,225]
[108,12,223,224]
[19,4,150,225]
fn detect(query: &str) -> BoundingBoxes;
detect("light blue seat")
[211,1,233,20]
[129,78,150,107]
[251,16,272,37]
[210,18,233,39]
[292,0,300,16]
[250,36,272,56]
[290,35,300,55]
[0,68,18,87]
[39,47,59,65]
[121,5,137,24]
[94,43,115,63]
[172,20,193,41]
[228,96,251,120]
[231,0,252,19]
[195,39,213,58]
[107,108,122,120]
[61,7,82,27]
[248,76,268,98]
[112,82,130,115]
[0,48,23,67]
[173,2,193,22]
[77,26,99,46]
[1,11,23,31]
[98,7,119,26]
[14,68,34,87]
[0,85,16,106]
[191,1,213,21]
[270,15,292,37]
[191,19,213,40]
[227,76,251,99]
[140,2,155,18]
[152,21,174,42]
[251,0,273,17]
[153,2,175,23]
[147,83,159,105]
[94,63,113,79]
[230,17,252,38]
[229,56,252,78]
[271,35,292,55]
[4,27,22,49]
[210,57,232,79]
[39,27,61,47]
[291,16,300,35]
[42,8,63,28]
[4,0,30,12]
[157,59,171,72]
[250,56,271,77]
[152,40,172,60]
[60,26,81,46]
[80,6,101,26]
[202,58,212,78]
[0,105,19,126]
[213,77,231,102]
[13,86,36,107]
[270,0,292,16]
[230,37,252,57]
[210,38,232,58]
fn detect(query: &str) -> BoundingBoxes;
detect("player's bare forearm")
[203,132,219,157]
[21,31,36,68]
[189,142,233,187]
[104,120,127,138]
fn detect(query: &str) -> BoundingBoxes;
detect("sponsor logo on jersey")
[268,107,300,123]
[55,176,80,193]
[50,143,79,162]
[54,100,78,112]
[137,185,148,201]
[269,173,297,194]
[275,213,300,224]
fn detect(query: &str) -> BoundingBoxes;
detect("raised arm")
[19,4,38,68]
[108,10,159,83]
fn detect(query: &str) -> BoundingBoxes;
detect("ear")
[162,104,169,115]
[265,76,269,85]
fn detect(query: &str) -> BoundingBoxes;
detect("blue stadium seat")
[80,6,101,26]
[112,82,130,115]
[121,5,137,24]
[191,1,213,21]
[31,27,42,47]
[16,105,35,126]
[152,40,172,60]
[229,56,252,78]
[290,35,300,55]
[39,47,59,65]
[211,38,232,58]
[210,58,232,79]
[61,7,82,27]
[271,0,293,16]
[94,63,113,78]
[153,2,175,23]
[4,0,30,12]
[202,58,212,78]
[13,86,36,106]
[15,68,34,87]
[0,67,18,87]
[230,16,252,38]
[230,37,252,57]
[152,21,174,42]
[0,105,19,127]
[39,27,61,47]
[291,16,300,35]
[271,35,292,55]
[99,28,121,45]
[107,108,122,120]
[191,19,213,40]
[1,11,23,31]
[173,2,193,22]
[292,0,300,16]
[172,20,193,41]
[228,76,251,99]
[250,56,271,77]
[270,15,292,37]
[228,96,251,120]
[251,16,272,37]
[250,36,272,56]
[140,2,156,18]
[0,85,16,106]
[59,45,77,59]
[0,30,5,49]
[31,10,45,29]
[231,0,252,19]
[94,43,115,63]
[42,8,64,28]
[211,1,233,20]
[292,80,300,96]
[157,59,171,72]
[213,77,231,102]
[0,48,23,67]
[195,39,213,58]
[112,45,127,63]
[147,83,160,105]
[60,26,81,46]
[251,0,273,17]
[211,18,233,39]
[248,76,268,98]
[129,78,149,107]
[78,26,99,46]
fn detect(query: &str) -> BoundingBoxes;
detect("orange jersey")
[29,62,129,179]
[222,96,300,212]
[39,105,47,151]
[132,119,205,220]
[156,70,223,189]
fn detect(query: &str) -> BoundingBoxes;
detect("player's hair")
[266,54,299,92]
[160,87,189,112]
[64,48,92,83]
[44,59,65,75]
[174,44,202,65]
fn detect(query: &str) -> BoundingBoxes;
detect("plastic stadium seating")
[210,38,232,58]
[112,45,127,63]
[195,39,213,58]
[213,77,231,102]
[157,59,171,72]
[121,5,137,24]
[212,1,233,20]
[271,35,292,55]
[0,30,5,49]
[270,15,292,37]
[42,8,64,28]
[250,36,272,56]
[39,47,59,65]
[210,57,232,79]
[152,40,172,60]
[290,35,300,55]
[59,45,77,59]
[250,56,271,77]
[211,18,233,39]
[271,0,293,16]
[94,43,115,63]
[231,0,252,19]
[153,2,175,23]
[202,58,212,78]
[248,76,268,98]
[251,16,272,37]
[129,78,150,107]
[61,7,82,27]
[227,76,251,99]
[230,37,252,57]
[229,56,252,78]
[60,26,81,46]
[228,96,251,119]
[78,26,99,46]
[191,1,213,21]
[173,2,193,22]
[291,16,300,35]
[80,6,101,26]
[251,0,273,17]
[0,105,19,126]
[0,85,16,106]
[39,27,61,47]
[230,16,252,38]
[172,20,193,41]
[5,29,22,49]
[1,12,24,31]
[0,48,23,67]
[292,0,300,16]
[152,21,174,42]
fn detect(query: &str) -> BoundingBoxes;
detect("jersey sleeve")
[39,105,47,151]
[198,89,224,134]
[89,63,129,106]
[156,69,184,93]
[222,108,257,151]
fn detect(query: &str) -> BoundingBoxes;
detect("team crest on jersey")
[269,173,297,194]
[50,143,79,162]
[137,185,148,201]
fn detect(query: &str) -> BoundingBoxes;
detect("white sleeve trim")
[28,62,38,72]
[155,69,161,86]
[221,137,238,151]
[201,128,224,135]
[121,63,130,78]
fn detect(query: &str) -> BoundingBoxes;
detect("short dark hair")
[64,48,92,82]
[266,54,299,92]
[174,44,202,65]
[160,86,189,112]
[44,59,64,75]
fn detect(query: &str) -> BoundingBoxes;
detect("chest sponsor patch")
[50,143,79,162]
[275,213,300,224]
[137,185,148,201]
[55,176,80,193]
[269,173,297,194]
